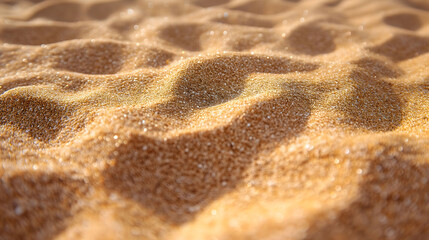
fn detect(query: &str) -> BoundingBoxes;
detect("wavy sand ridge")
[0,0,429,239]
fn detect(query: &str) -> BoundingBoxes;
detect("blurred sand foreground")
[0,0,428,239]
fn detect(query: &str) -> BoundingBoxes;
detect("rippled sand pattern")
[1,0,429,239]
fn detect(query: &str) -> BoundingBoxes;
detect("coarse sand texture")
[0,0,429,239]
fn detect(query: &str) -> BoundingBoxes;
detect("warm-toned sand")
[1,0,429,239]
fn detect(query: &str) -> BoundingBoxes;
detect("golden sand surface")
[1,0,429,239]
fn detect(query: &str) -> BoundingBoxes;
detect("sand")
[0,0,428,239]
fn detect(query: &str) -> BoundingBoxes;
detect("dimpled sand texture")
[0,0,429,239]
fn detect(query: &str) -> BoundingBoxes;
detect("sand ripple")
[1,0,429,239]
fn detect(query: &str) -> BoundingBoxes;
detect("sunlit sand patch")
[1,0,429,239]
